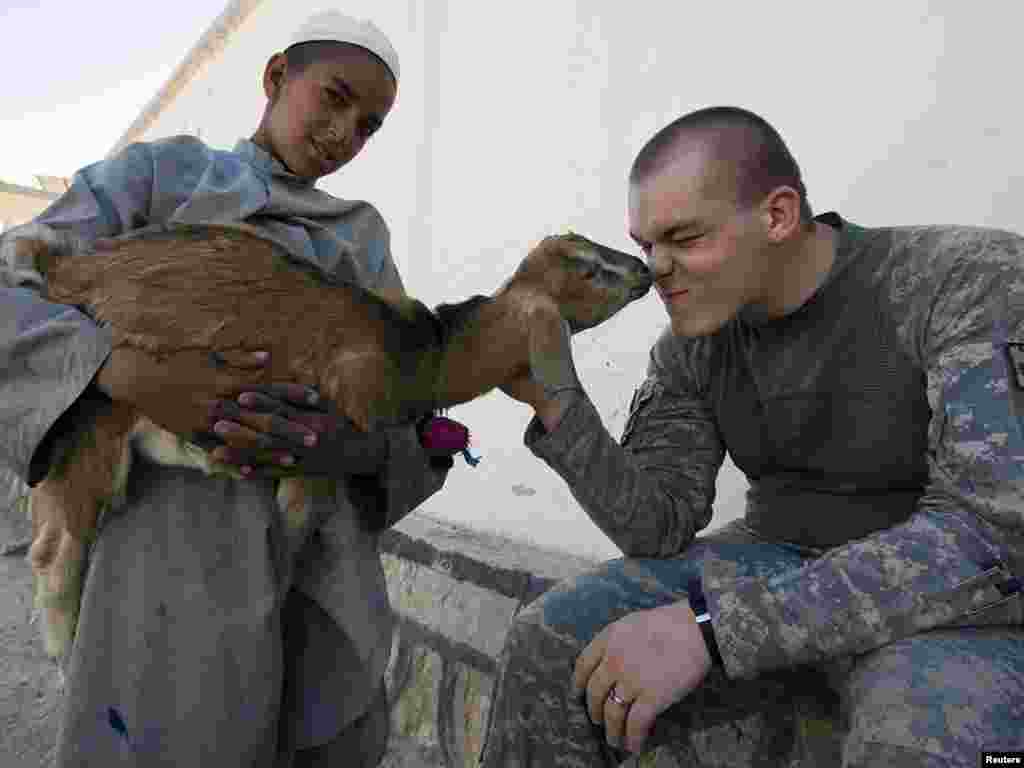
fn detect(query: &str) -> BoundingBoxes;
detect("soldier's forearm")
[527,394,710,557]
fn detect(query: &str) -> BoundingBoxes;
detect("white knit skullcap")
[288,10,400,82]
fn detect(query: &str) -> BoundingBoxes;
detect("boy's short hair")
[284,40,348,77]
[283,40,398,86]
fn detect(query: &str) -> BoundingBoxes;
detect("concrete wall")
[122,0,1024,560]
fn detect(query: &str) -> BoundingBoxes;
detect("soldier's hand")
[95,346,271,439]
[497,369,547,408]
[571,601,712,754]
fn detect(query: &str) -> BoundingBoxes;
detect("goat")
[16,222,652,659]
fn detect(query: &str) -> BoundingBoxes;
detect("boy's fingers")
[234,391,315,416]
[232,392,281,412]
[212,419,275,452]
[211,421,308,468]
[239,383,321,407]
[219,393,321,445]
[234,409,317,448]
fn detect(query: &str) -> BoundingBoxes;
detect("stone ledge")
[380,513,600,768]
[380,512,844,768]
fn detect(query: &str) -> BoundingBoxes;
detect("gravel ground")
[1,471,61,767]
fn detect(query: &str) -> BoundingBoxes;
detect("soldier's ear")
[761,186,802,243]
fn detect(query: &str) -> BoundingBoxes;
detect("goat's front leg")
[525,306,583,398]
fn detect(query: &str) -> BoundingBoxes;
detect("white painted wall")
[0,190,55,230]
[133,0,1024,559]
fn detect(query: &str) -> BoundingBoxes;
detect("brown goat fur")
[22,222,651,658]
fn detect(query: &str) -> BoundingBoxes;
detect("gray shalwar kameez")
[0,135,450,766]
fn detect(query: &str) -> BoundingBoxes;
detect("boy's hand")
[206,385,390,478]
[95,346,272,437]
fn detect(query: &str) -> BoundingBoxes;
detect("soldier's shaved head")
[630,106,813,223]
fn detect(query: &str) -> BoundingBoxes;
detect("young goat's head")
[509,233,652,332]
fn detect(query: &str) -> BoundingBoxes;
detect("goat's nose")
[626,276,651,301]
[631,272,653,299]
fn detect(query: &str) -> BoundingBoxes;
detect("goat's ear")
[15,239,55,275]
[14,238,41,262]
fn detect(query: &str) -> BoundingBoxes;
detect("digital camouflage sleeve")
[525,333,726,558]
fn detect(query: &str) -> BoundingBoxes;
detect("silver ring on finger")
[607,686,630,708]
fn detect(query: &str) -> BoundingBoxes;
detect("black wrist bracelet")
[687,576,724,667]
[697,615,724,667]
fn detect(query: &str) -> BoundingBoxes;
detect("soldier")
[483,106,1024,767]
[0,11,466,767]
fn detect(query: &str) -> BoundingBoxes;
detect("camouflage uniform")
[481,214,1024,767]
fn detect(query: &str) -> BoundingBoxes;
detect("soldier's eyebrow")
[629,219,701,247]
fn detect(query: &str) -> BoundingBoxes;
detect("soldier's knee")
[499,598,557,659]
[513,555,701,648]
[524,560,639,644]
[503,604,545,653]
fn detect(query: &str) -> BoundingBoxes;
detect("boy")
[0,11,456,767]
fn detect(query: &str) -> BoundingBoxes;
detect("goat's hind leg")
[27,402,137,660]
[28,481,90,660]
